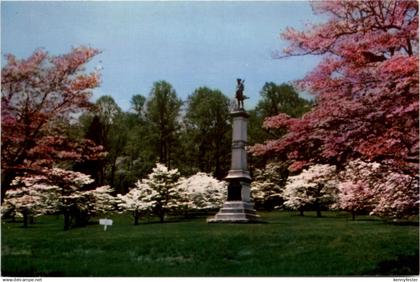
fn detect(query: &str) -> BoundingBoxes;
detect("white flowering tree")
[283,164,337,217]
[251,162,288,210]
[82,185,117,217]
[117,182,158,225]
[43,168,96,230]
[121,163,189,223]
[178,172,226,210]
[2,175,58,227]
[372,172,418,219]
[3,168,116,230]
[338,159,418,219]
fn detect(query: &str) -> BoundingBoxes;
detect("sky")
[1,1,322,111]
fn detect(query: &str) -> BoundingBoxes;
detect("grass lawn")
[1,211,418,276]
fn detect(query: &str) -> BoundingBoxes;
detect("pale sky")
[2,1,321,110]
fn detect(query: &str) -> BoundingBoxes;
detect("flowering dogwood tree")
[87,185,117,215]
[178,172,226,210]
[3,168,115,230]
[2,176,58,227]
[1,46,104,199]
[250,1,418,218]
[337,160,381,220]
[117,182,158,225]
[251,162,289,210]
[338,159,418,219]
[78,185,116,222]
[250,1,418,176]
[283,164,337,217]
[127,163,189,222]
[372,172,418,219]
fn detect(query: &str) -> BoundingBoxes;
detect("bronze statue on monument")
[235,78,249,110]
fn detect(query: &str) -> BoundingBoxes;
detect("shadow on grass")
[363,254,419,275]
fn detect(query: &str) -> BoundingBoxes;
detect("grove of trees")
[251,1,419,219]
[1,42,313,227]
[2,1,417,227]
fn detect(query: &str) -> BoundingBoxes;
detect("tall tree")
[145,81,182,169]
[1,46,103,199]
[251,1,419,176]
[184,87,231,179]
[74,115,106,185]
[95,96,126,188]
[130,94,146,119]
[248,82,312,172]
[74,95,124,188]
[256,82,313,119]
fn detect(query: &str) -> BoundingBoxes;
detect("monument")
[208,79,260,223]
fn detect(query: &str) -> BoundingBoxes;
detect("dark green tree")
[94,96,126,189]
[145,81,182,169]
[249,82,313,146]
[257,82,312,118]
[248,82,313,174]
[130,94,146,119]
[73,115,106,185]
[184,87,231,179]
[116,97,155,194]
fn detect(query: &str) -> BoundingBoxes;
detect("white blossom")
[337,159,418,218]
[283,164,338,212]
[117,163,189,222]
[178,172,227,210]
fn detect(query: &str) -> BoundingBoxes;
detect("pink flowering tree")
[250,1,418,218]
[371,172,418,219]
[337,160,381,220]
[178,172,227,211]
[1,47,104,199]
[283,164,337,217]
[337,159,418,219]
[250,1,418,175]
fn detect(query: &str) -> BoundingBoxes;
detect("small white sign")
[99,218,113,231]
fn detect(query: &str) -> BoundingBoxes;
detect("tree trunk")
[299,208,304,216]
[315,198,322,217]
[64,211,70,231]
[22,209,29,228]
[110,159,117,187]
[198,142,206,172]
[351,211,356,221]
[134,211,139,225]
[316,206,322,217]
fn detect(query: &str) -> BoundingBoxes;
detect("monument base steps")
[207,201,261,223]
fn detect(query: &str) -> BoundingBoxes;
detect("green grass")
[2,211,418,276]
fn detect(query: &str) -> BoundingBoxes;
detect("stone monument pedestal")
[208,110,260,223]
